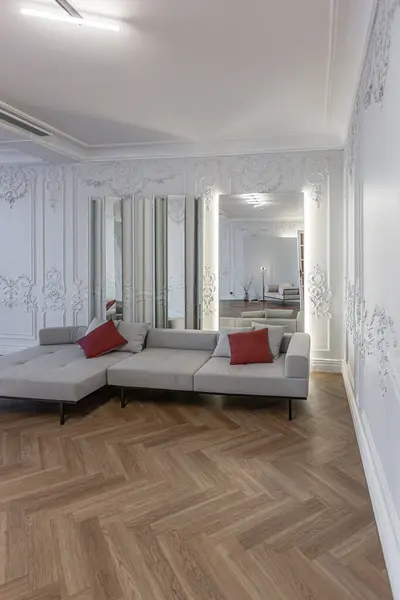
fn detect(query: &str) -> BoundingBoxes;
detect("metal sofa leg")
[288,398,293,421]
[121,387,126,408]
[60,401,65,425]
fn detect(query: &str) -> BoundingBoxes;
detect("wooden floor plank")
[0,373,393,599]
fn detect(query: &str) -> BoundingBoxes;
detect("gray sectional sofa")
[0,326,311,424]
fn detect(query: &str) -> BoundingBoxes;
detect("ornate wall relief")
[304,156,329,207]
[70,280,88,314]
[229,155,295,194]
[363,0,400,109]
[203,265,216,317]
[78,161,180,198]
[0,275,37,311]
[0,166,30,208]
[46,166,65,212]
[167,197,185,224]
[308,265,332,318]
[42,265,66,313]
[203,184,216,211]
[345,93,361,176]
[346,281,397,395]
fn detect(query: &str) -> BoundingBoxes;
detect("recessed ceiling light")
[21,8,120,32]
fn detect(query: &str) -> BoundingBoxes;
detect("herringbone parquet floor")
[0,374,393,600]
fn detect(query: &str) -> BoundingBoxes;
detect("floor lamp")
[260,266,266,302]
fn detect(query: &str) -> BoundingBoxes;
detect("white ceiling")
[220,193,304,221]
[0,0,374,163]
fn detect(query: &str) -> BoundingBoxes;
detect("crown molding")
[0,101,344,164]
[0,134,344,164]
[85,135,343,161]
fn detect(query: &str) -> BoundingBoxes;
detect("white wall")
[0,149,344,368]
[219,220,301,299]
[344,1,400,597]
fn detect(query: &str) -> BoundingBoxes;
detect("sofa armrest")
[285,333,310,379]
[296,311,304,332]
[39,326,87,346]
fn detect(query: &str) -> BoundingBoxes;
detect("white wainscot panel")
[0,176,37,346]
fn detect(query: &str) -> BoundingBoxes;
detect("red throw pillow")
[106,299,116,311]
[228,328,273,365]
[77,320,127,358]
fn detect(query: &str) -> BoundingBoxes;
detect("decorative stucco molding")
[42,265,66,313]
[308,265,332,318]
[167,197,185,224]
[345,93,361,176]
[363,0,400,109]
[363,306,397,394]
[46,166,65,212]
[71,280,88,314]
[0,166,30,208]
[77,161,180,197]
[229,155,295,194]
[304,156,329,208]
[203,184,216,211]
[346,281,397,394]
[0,275,37,311]
[203,265,217,317]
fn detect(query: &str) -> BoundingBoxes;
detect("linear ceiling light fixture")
[242,193,270,208]
[21,4,120,32]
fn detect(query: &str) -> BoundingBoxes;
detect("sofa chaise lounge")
[0,327,311,424]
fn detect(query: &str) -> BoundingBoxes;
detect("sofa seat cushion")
[0,345,132,402]
[107,348,212,391]
[193,356,308,398]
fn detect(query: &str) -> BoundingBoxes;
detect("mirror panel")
[167,196,186,328]
[153,196,187,328]
[153,197,168,327]
[218,192,304,330]
[105,198,123,321]
[90,196,125,322]
[91,194,194,328]
[90,197,104,320]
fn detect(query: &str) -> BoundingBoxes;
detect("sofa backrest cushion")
[265,309,295,319]
[252,323,287,359]
[39,326,87,346]
[280,333,293,354]
[146,328,218,352]
[240,310,265,318]
[212,327,252,358]
[235,318,297,333]
[116,321,150,353]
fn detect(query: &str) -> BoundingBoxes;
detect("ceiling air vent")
[0,109,51,137]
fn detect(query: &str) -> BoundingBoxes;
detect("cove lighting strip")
[21,8,120,32]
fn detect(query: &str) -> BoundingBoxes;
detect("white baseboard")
[311,358,343,373]
[342,362,400,600]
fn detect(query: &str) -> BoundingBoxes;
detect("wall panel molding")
[0,149,343,360]
[344,1,400,594]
